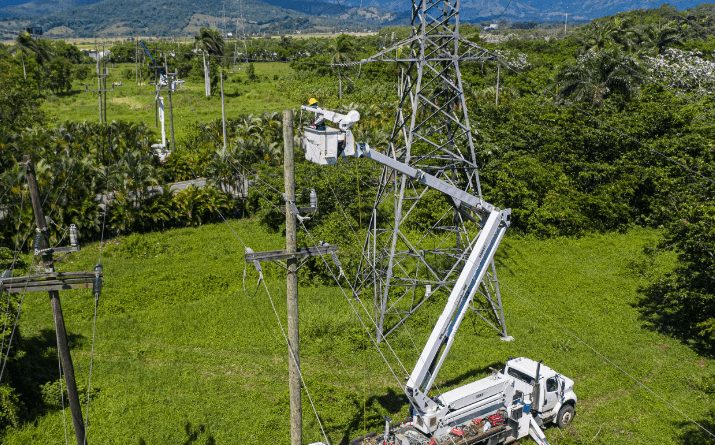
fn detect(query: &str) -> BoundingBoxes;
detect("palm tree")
[558,48,643,107]
[10,32,31,80]
[194,28,225,97]
[611,17,639,53]
[330,34,356,100]
[579,22,615,54]
[640,21,682,54]
[11,31,51,97]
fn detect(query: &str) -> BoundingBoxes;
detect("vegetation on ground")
[0,6,714,443]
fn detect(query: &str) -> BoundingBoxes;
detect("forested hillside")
[0,4,713,443]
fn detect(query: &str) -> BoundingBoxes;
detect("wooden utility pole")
[135,35,138,86]
[284,109,302,445]
[244,112,336,445]
[221,72,227,150]
[163,56,176,152]
[23,156,86,445]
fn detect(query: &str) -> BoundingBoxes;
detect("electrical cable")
[57,325,69,445]
[502,281,715,440]
[149,97,337,439]
[83,126,113,445]
[258,275,332,444]
[0,252,37,385]
[0,174,20,204]
[296,217,469,445]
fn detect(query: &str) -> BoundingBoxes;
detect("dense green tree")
[640,201,715,355]
[0,59,44,138]
[47,56,72,94]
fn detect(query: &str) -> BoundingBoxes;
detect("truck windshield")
[507,368,535,385]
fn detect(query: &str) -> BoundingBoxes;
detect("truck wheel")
[556,404,575,428]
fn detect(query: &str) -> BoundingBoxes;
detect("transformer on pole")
[354,0,511,342]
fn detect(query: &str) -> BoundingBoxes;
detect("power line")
[503,281,715,440]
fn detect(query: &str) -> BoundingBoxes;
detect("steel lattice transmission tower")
[354,0,511,341]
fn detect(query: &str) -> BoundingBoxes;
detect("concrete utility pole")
[102,44,107,124]
[283,109,302,445]
[86,55,112,125]
[96,45,102,124]
[564,13,568,35]
[164,56,176,152]
[23,156,86,445]
[495,63,500,106]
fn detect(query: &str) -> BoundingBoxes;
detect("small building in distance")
[83,50,112,61]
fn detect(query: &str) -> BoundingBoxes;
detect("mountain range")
[0,0,708,39]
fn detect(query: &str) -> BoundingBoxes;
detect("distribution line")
[308,162,489,440]
[502,281,715,440]
[258,275,331,444]
[152,92,336,438]
[296,219,466,445]
[84,127,115,445]
[0,174,19,203]
[296,219,410,385]
[0,252,37,385]
[57,325,69,445]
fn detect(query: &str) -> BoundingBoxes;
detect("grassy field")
[41,62,296,143]
[3,220,714,444]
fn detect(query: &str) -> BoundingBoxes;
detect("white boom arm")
[301,105,361,131]
[301,111,511,417]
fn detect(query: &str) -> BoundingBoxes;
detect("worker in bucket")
[307,98,326,131]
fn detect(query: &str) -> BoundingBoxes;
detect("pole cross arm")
[1,271,102,294]
[245,244,339,263]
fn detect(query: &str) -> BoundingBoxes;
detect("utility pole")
[96,44,102,124]
[163,55,176,152]
[495,63,500,106]
[284,109,301,445]
[154,44,159,127]
[102,43,107,124]
[85,59,113,124]
[244,111,335,444]
[22,156,87,445]
[221,72,227,149]
[135,35,138,86]
[564,13,568,35]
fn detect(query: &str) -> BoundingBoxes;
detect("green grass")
[41,62,295,143]
[4,223,715,444]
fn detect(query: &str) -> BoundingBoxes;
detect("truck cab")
[504,358,577,428]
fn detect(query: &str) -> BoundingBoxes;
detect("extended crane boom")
[302,106,576,445]
[301,105,510,413]
[139,41,164,76]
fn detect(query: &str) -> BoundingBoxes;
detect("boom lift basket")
[302,127,355,165]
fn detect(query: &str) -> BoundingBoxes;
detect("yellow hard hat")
[308,98,318,106]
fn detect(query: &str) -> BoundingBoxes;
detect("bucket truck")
[301,106,578,445]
